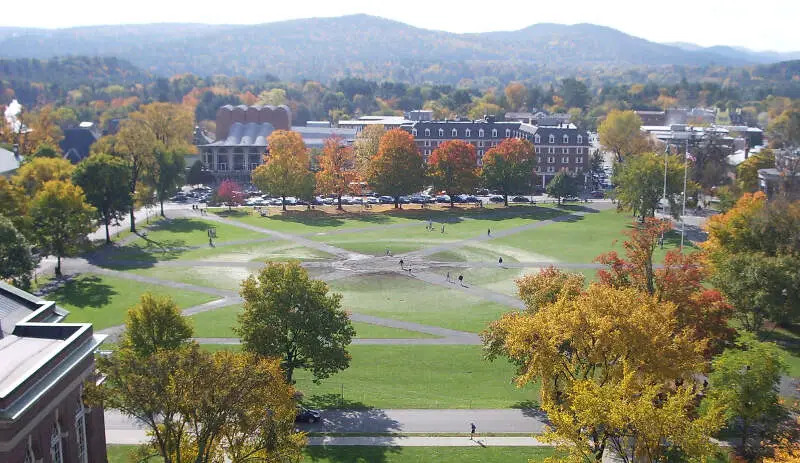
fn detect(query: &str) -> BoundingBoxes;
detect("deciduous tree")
[366,129,426,208]
[216,179,244,210]
[12,156,75,196]
[515,267,584,313]
[504,82,527,111]
[148,149,185,217]
[737,151,775,192]
[427,140,479,207]
[72,153,131,244]
[612,152,685,220]
[598,110,649,161]
[0,177,29,234]
[315,136,357,209]
[480,138,537,206]
[546,171,578,204]
[0,216,36,289]
[251,130,314,211]
[119,293,194,357]
[237,261,355,383]
[30,180,95,276]
[116,118,157,232]
[186,159,213,186]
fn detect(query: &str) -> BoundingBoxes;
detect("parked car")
[295,407,321,424]
[511,196,530,203]
[379,196,394,204]
[489,195,505,203]
[435,195,451,203]
[590,190,605,199]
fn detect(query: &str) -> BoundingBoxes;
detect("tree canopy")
[598,109,649,161]
[480,138,537,206]
[316,136,357,209]
[613,152,686,220]
[546,171,579,204]
[252,130,314,211]
[72,153,131,244]
[0,215,36,289]
[427,140,479,207]
[366,129,426,208]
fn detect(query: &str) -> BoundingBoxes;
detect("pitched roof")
[60,126,100,164]
[203,122,275,147]
[0,147,20,175]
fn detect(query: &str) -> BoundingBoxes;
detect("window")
[51,422,63,463]
[479,129,485,138]
[478,141,484,147]
[577,135,583,144]
[562,148,568,154]
[577,147,583,154]
[536,166,542,173]
[537,157,542,164]
[547,157,555,164]
[575,167,583,173]
[492,129,498,137]
[412,129,417,136]
[563,134,569,143]
[424,140,431,147]
[438,129,444,137]
[478,149,484,157]
[217,162,227,171]
[491,141,497,147]
[549,135,555,144]
[548,147,554,154]
[452,128,458,137]
[535,147,541,154]
[576,157,584,164]
[534,134,541,144]
[562,157,569,163]
[547,166,555,173]
[425,128,430,137]
[250,163,259,171]
[465,129,471,138]
[505,129,511,137]
[424,149,430,156]
[76,397,88,463]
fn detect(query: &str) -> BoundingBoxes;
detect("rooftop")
[203,122,275,147]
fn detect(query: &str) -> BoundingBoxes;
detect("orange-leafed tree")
[316,137,357,210]
[480,138,537,206]
[595,217,734,356]
[366,129,426,208]
[252,130,314,211]
[428,140,479,207]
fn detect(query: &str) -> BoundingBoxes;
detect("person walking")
[498,257,503,265]
[487,228,491,237]
[446,271,451,283]
[470,422,477,440]
[399,258,404,269]
[441,224,445,233]
[458,274,464,287]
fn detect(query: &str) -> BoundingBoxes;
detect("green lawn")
[329,275,514,333]
[108,445,556,463]
[190,305,436,339]
[296,345,538,409]
[174,240,334,262]
[131,266,253,291]
[212,208,418,234]
[46,273,217,329]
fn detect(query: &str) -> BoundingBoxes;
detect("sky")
[2,0,799,52]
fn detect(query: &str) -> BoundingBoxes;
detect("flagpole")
[680,138,689,251]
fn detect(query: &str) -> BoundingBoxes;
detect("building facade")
[199,105,291,183]
[0,282,107,463]
[404,117,591,187]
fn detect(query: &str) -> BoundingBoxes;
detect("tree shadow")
[509,400,550,423]
[147,218,217,235]
[304,445,402,463]
[264,210,395,228]
[45,275,116,309]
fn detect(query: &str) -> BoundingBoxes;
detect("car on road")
[379,196,394,204]
[489,195,504,203]
[511,196,530,203]
[435,195,451,203]
[295,407,321,424]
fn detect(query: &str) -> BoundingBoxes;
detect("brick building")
[0,282,107,463]
[404,116,590,187]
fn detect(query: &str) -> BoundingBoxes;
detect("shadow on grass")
[304,446,402,463]
[46,275,116,309]
[240,209,397,228]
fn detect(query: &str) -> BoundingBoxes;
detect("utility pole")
[680,135,689,251]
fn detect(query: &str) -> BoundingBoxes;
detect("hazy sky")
[2,0,799,52]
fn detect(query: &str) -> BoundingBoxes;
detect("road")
[104,408,548,445]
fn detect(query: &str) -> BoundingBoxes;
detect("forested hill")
[0,15,793,83]
[0,56,151,86]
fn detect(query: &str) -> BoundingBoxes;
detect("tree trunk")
[337,195,343,210]
[160,198,165,217]
[105,218,111,245]
[55,255,62,277]
[450,198,455,208]
[394,196,400,209]
[282,196,287,211]
[129,206,136,233]
[504,194,508,207]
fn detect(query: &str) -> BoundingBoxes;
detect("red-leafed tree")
[216,179,244,211]
[316,136,357,210]
[366,129,426,208]
[595,217,734,356]
[428,140,479,207]
[480,138,537,206]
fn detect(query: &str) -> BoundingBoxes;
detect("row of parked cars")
[170,187,213,203]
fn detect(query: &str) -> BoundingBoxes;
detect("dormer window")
[549,135,555,144]
[465,129,471,138]
[563,134,569,143]
[534,134,540,144]
[505,129,511,137]
[479,129,485,138]
[438,129,444,137]
[452,128,458,137]
[412,129,417,136]
[425,128,430,137]
[492,129,498,137]
[577,135,583,144]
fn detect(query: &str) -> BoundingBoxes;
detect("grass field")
[295,345,538,409]
[189,305,437,339]
[107,445,556,463]
[46,273,217,329]
[329,275,514,333]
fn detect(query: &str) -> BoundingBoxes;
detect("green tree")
[12,156,75,196]
[251,130,314,211]
[705,334,787,459]
[613,152,685,221]
[546,171,578,204]
[32,143,60,159]
[481,138,537,206]
[119,293,194,357]
[116,119,157,232]
[427,140,479,207]
[598,110,649,161]
[737,151,775,192]
[0,177,29,235]
[149,149,186,217]
[72,153,132,244]
[354,125,385,180]
[237,261,355,383]
[366,129,426,208]
[0,215,36,289]
[186,159,212,186]
[30,180,95,277]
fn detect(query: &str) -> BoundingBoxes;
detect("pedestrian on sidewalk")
[470,422,476,440]
[399,258,404,269]
[498,257,503,266]
[446,271,451,282]
[458,274,464,287]
[487,228,491,237]
[441,224,445,233]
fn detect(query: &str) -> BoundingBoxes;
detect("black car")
[295,407,321,424]
[511,196,530,203]
[489,195,505,203]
